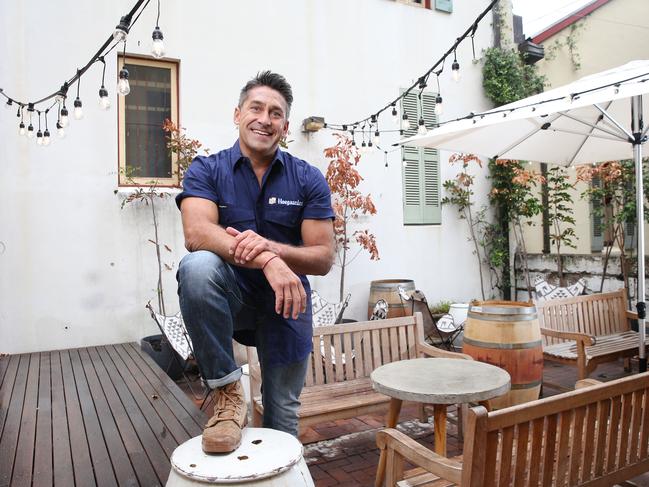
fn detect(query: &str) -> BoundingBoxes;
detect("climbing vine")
[482,47,546,107]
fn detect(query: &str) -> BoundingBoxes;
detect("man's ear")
[234,106,241,125]
[282,120,290,137]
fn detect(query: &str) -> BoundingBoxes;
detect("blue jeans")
[177,250,308,436]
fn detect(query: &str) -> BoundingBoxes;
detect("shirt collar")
[230,139,285,170]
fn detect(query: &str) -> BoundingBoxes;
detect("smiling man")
[175,71,335,453]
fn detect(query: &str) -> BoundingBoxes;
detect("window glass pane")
[124,63,172,179]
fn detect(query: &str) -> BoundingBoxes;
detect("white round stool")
[166,428,314,486]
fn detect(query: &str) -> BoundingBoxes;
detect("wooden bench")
[377,371,649,486]
[537,288,648,382]
[246,313,470,434]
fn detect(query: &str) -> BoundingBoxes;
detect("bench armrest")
[626,310,639,321]
[575,378,602,389]
[376,428,462,485]
[417,341,472,360]
[540,327,596,346]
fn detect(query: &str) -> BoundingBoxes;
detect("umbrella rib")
[547,127,625,142]
[494,114,563,159]
[557,111,630,141]
[594,104,634,142]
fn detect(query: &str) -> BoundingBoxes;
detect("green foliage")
[482,47,546,107]
[544,22,584,71]
[429,300,452,315]
[546,167,577,282]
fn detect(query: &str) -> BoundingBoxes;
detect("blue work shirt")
[176,140,334,367]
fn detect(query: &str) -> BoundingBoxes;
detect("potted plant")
[324,134,379,302]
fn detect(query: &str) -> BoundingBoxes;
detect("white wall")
[0,0,496,354]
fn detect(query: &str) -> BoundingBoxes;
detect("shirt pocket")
[218,207,256,232]
[264,207,302,242]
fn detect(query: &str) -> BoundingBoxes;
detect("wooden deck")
[0,343,207,487]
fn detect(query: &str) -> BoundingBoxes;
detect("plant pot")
[141,334,185,381]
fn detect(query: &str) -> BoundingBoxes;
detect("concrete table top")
[370,357,511,404]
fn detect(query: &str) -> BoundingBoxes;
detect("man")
[176,71,335,454]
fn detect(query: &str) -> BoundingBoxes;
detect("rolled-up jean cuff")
[206,367,243,389]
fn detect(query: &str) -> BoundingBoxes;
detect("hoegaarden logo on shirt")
[268,196,303,207]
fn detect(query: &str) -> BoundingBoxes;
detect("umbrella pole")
[632,95,647,373]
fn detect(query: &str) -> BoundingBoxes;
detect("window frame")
[118,54,180,187]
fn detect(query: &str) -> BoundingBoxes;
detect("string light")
[36,112,43,145]
[151,0,165,58]
[4,99,12,110]
[435,73,443,116]
[43,109,51,146]
[118,43,131,96]
[60,102,69,128]
[18,107,25,136]
[113,15,131,42]
[27,104,34,138]
[73,70,84,120]
[452,49,461,82]
[402,111,410,131]
[98,57,110,110]
[418,118,427,135]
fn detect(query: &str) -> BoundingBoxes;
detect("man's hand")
[261,255,307,319]
[226,227,281,264]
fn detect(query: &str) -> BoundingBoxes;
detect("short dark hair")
[239,71,293,117]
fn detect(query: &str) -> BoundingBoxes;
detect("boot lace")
[206,383,244,427]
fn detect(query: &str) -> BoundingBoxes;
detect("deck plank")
[0,354,29,487]
[0,343,203,487]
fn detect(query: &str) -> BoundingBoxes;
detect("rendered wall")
[0,0,496,354]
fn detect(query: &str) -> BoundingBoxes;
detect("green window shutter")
[401,90,441,225]
[591,176,603,251]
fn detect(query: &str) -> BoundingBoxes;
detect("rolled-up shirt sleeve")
[302,165,335,220]
[175,155,219,209]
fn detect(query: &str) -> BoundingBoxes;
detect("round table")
[371,357,510,487]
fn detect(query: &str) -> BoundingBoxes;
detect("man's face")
[234,86,289,161]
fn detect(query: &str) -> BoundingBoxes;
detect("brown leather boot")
[202,380,247,453]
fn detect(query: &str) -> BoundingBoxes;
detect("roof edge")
[532,0,612,44]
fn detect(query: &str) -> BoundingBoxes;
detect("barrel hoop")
[469,305,537,316]
[510,380,543,390]
[462,336,543,350]
[467,312,538,322]
[368,302,407,308]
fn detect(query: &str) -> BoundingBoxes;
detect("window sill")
[115,186,182,196]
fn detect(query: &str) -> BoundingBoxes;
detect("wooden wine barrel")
[462,300,543,409]
[367,279,415,319]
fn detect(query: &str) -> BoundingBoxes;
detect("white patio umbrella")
[403,60,649,372]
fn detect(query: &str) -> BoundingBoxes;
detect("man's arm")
[226,219,334,276]
[180,196,307,319]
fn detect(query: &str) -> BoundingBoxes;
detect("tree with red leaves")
[324,134,379,301]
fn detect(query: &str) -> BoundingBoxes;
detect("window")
[401,90,441,225]
[118,55,179,186]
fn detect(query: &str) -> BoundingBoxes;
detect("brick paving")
[183,359,649,486]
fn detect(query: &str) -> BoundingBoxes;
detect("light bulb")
[73,97,83,120]
[373,130,380,146]
[402,160,408,168]
[368,140,374,151]
[391,105,398,124]
[19,122,25,136]
[99,86,111,110]
[5,100,12,110]
[117,68,131,96]
[36,130,43,145]
[418,119,427,135]
[113,16,130,42]
[27,124,34,138]
[452,60,460,82]
[151,27,165,58]
[402,113,410,130]
[57,122,65,138]
[435,95,443,115]
[43,129,51,146]
[361,141,367,153]
[60,107,69,127]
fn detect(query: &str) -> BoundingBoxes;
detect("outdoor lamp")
[391,104,398,124]
[60,106,69,127]
[19,122,25,136]
[151,26,165,58]
[373,129,380,146]
[401,113,410,130]
[27,124,34,138]
[367,140,374,151]
[73,97,84,120]
[56,122,65,138]
[36,129,43,145]
[5,99,12,110]
[98,86,110,110]
[43,129,51,146]
[117,68,131,96]
[418,118,427,135]
[113,16,131,42]
[452,60,460,82]
[55,83,69,103]
[435,95,444,115]
[361,140,367,153]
